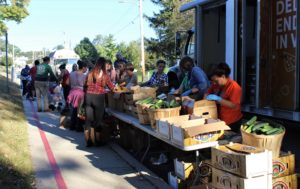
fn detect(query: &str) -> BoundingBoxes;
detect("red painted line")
[30,101,67,189]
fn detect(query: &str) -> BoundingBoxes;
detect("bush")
[0,56,13,66]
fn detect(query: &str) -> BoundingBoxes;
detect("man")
[20,65,31,96]
[58,64,70,110]
[113,52,127,69]
[35,56,58,112]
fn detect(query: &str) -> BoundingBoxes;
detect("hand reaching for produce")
[206,94,222,102]
[191,87,198,93]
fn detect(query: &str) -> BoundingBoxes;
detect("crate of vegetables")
[147,99,181,130]
[136,97,154,124]
[240,116,285,158]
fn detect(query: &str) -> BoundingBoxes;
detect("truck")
[49,48,80,74]
[175,0,299,122]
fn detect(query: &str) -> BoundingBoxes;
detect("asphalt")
[23,98,168,189]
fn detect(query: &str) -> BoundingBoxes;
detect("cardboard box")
[193,100,218,119]
[212,167,272,189]
[171,119,230,147]
[273,152,295,178]
[174,158,195,180]
[157,115,190,140]
[211,143,272,178]
[272,174,298,189]
[168,172,186,189]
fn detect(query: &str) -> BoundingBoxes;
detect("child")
[48,83,64,111]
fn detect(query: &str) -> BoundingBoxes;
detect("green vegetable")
[266,128,283,135]
[252,122,269,132]
[245,124,254,133]
[246,116,257,126]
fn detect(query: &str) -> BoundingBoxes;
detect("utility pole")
[5,31,9,92]
[139,0,145,81]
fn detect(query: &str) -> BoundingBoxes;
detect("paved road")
[23,99,167,189]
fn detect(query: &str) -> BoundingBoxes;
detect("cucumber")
[245,124,254,133]
[246,116,257,126]
[266,128,283,135]
[252,122,269,132]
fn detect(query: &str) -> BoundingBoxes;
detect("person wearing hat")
[35,56,58,112]
[58,63,70,110]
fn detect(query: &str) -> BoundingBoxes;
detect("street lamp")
[119,0,145,81]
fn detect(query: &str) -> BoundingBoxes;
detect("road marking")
[30,101,67,189]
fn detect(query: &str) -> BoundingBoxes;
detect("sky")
[4,0,160,52]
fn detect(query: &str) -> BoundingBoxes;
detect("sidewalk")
[23,99,166,189]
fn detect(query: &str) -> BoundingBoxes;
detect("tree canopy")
[146,0,193,65]
[0,0,30,36]
[74,37,98,64]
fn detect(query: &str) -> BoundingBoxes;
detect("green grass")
[0,69,35,189]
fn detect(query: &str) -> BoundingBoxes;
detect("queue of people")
[22,52,242,147]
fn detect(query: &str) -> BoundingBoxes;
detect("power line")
[113,15,139,36]
[104,4,135,34]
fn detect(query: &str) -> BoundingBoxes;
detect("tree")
[146,0,193,65]
[92,34,117,62]
[74,37,98,64]
[0,56,12,66]
[53,44,64,51]
[0,0,30,36]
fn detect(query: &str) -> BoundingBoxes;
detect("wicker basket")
[241,127,285,158]
[148,106,181,130]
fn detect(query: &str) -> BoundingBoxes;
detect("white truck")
[49,49,80,74]
[176,0,299,122]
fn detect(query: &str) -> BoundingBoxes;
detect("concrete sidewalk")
[23,99,166,189]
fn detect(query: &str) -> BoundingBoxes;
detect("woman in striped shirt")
[84,57,116,147]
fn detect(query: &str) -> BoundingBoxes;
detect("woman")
[115,60,127,86]
[28,59,40,100]
[124,63,138,89]
[67,60,88,131]
[105,59,116,84]
[205,62,243,132]
[58,64,70,110]
[84,57,115,147]
[141,60,168,87]
[174,56,210,100]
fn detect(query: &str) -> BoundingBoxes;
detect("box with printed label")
[171,119,230,147]
[272,152,295,178]
[157,115,190,140]
[211,143,272,178]
[272,174,298,189]
[212,167,272,189]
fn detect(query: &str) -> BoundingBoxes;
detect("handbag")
[77,98,86,120]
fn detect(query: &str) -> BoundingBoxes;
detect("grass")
[0,67,35,189]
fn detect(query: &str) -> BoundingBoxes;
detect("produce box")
[124,87,157,105]
[211,143,272,178]
[136,103,151,124]
[193,100,218,119]
[168,172,187,189]
[123,103,138,118]
[273,152,295,178]
[157,115,190,140]
[212,167,272,189]
[272,174,298,189]
[174,158,195,180]
[171,119,230,147]
[107,92,124,112]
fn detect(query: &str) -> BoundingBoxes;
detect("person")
[124,63,138,89]
[113,52,127,69]
[84,57,116,147]
[67,60,88,131]
[58,64,70,110]
[20,65,31,96]
[115,61,127,87]
[174,56,210,100]
[35,56,58,112]
[27,60,40,100]
[105,60,116,83]
[72,64,78,72]
[205,62,243,132]
[141,60,168,87]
